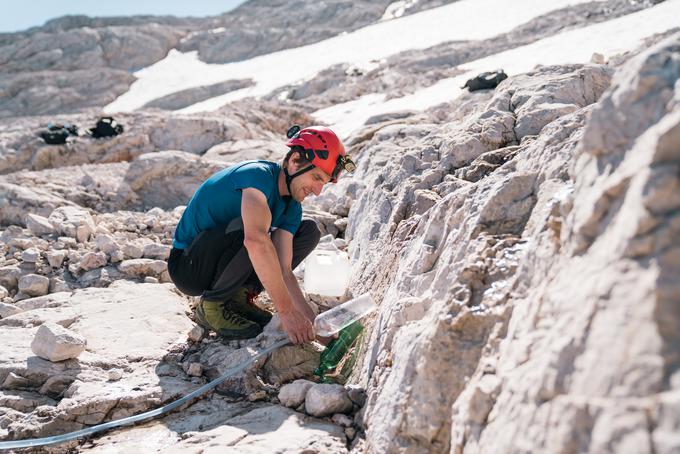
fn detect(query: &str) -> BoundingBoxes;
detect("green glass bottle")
[314,322,364,377]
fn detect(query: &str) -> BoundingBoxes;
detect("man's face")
[288,162,331,202]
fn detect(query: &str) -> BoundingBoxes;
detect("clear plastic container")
[304,249,351,297]
[314,293,375,337]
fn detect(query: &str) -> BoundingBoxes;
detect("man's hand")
[279,307,315,344]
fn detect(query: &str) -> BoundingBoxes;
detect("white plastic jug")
[303,249,351,297]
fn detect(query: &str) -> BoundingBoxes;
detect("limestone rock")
[279,379,315,408]
[123,150,224,209]
[187,363,202,377]
[0,302,23,318]
[305,384,353,417]
[95,234,119,255]
[18,274,49,297]
[262,343,321,385]
[142,243,171,260]
[25,213,56,236]
[0,183,73,226]
[108,369,123,381]
[122,243,144,259]
[46,250,68,268]
[346,385,367,407]
[0,285,8,299]
[2,371,31,389]
[170,406,346,453]
[0,266,21,291]
[187,324,204,342]
[78,251,108,272]
[30,322,87,362]
[48,206,96,243]
[118,259,167,278]
[21,248,41,263]
[331,413,353,427]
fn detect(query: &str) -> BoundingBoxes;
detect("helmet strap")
[284,164,315,196]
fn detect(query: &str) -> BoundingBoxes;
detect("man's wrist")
[273,296,295,315]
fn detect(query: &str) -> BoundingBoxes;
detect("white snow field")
[104,0,598,114]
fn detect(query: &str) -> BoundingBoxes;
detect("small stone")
[78,251,108,272]
[26,213,56,236]
[108,369,124,381]
[110,250,125,263]
[590,52,605,64]
[118,259,167,278]
[159,270,172,283]
[143,243,171,260]
[122,243,144,260]
[279,379,315,408]
[21,248,41,263]
[18,274,50,297]
[333,238,348,250]
[346,385,367,407]
[31,322,87,362]
[40,375,74,398]
[0,285,8,299]
[95,234,119,255]
[0,302,23,318]
[187,363,202,377]
[248,390,267,401]
[345,427,356,440]
[144,276,159,284]
[305,384,353,417]
[49,278,71,293]
[187,325,204,342]
[2,372,30,389]
[13,292,31,302]
[58,237,77,249]
[332,413,353,427]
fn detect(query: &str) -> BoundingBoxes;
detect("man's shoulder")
[232,160,279,174]
[226,160,280,196]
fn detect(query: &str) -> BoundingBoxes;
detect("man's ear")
[289,152,304,172]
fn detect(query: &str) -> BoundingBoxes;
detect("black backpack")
[39,123,78,145]
[462,70,508,92]
[88,116,124,138]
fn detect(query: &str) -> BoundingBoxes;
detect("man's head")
[281,125,355,201]
[283,148,332,202]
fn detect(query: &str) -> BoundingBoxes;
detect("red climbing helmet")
[285,125,355,183]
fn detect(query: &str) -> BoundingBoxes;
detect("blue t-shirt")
[173,160,302,249]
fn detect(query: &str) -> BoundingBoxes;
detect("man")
[168,126,355,344]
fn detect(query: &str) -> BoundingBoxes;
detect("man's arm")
[271,228,316,323]
[241,188,314,344]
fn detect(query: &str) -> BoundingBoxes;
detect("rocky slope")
[1,1,679,453]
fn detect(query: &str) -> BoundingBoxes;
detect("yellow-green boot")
[194,298,262,339]
[227,287,273,328]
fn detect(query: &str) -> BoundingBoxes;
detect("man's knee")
[297,219,321,248]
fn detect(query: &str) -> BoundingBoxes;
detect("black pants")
[168,218,320,301]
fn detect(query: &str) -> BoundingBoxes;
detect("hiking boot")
[194,298,262,340]
[226,287,273,328]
